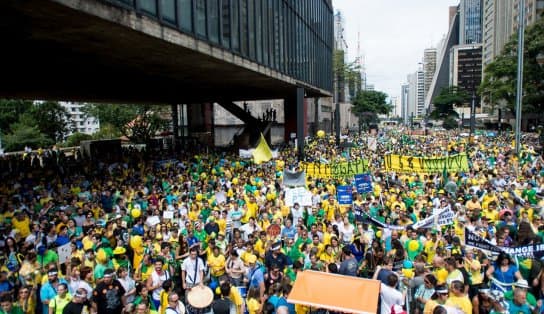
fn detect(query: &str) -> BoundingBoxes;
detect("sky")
[332,0,460,102]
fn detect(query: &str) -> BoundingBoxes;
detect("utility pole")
[515,0,525,154]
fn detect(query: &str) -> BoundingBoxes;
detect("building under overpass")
[0,0,333,154]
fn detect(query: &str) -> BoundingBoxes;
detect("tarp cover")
[287,271,380,314]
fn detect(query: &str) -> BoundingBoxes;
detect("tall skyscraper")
[423,48,437,102]
[401,84,410,125]
[425,8,460,111]
[416,70,425,117]
[482,0,514,67]
[459,0,483,44]
[482,0,543,68]
[512,0,544,32]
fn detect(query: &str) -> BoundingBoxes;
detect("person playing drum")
[181,247,206,292]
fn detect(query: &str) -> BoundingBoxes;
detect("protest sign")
[163,210,174,219]
[283,170,306,187]
[336,186,353,205]
[57,243,72,264]
[412,207,456,229]
[355,174,373,194]
[215,191,227,204]
[285,187,312,207]
[384,154,469,173]
[465,229,544,259]
[300,159,369,179]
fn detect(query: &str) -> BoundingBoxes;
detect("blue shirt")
[491,264,518,291]
[281,226,296,239]
[40,279,68,314]
[248,266,264,290]
[508,300,531,314]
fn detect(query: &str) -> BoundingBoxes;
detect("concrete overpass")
[0,0,332,104]
[0,0,333,150]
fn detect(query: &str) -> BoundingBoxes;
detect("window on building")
[195,0,207,37]
[179,0,192,32]
[221,0,231,48]
[208,0,219,43]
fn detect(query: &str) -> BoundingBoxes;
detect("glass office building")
[107,0,334,93]
[460,0,483,44]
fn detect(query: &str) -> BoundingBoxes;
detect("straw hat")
[187,286,214,308]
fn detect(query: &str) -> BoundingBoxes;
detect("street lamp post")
[470,92,476,135]
[514,0,525,154]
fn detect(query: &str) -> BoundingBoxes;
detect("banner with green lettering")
[300,159,369,179]
[384,154,469,173]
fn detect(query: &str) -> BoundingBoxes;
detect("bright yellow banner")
[300,159,369,179]
[384,154,469,173]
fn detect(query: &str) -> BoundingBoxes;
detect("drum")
[186,285,214,314]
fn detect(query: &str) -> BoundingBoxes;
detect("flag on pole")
[252,133,273,164]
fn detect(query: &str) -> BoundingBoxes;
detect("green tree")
[82,103,138,134]
[430,86,468,119]
[479,15,544,114]
[92,123,123,140]
[352,90,392,130]
[3,122,53,151]
[0,99,33,134]
[83,104,170,143]
[26,101,71,142]
[123,105,171,143]
[65,132,93,147]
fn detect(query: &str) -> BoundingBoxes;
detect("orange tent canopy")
[287,270,380,314]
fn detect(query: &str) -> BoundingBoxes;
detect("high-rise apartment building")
[423,48,437,102]
[512,0,544,30]
[482,0,514,67]
[482,0,543,67]
[401,84,410,125]
[416,70,425,117]
[459,0,483,44]
[60,102,100,137]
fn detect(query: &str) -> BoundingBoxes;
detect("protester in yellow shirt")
[241,196,258,223]
[12,211,31,238]
[246,287,263,314]
[445,280,472,313]
[319,245,336,265]
[207,246,226,279]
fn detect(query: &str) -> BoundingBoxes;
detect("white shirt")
[338,223,355,243]
[380,283,404,314]
[181,257,206,285]
[291,207,304,226]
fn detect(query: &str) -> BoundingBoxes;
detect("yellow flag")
[252,133,273,164]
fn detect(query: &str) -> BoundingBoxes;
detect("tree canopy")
[83,103,170,143]
[479,15,544,113]
[351,90,392,130]
[430,86,468,119]
[0,99,70,151]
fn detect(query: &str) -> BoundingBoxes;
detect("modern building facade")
[60,102,100,136]
[406,73,417,119]
[482,0,543,68]
[449,44,483,108]
[459,0,483,44]
[401,84,410,124]
[425,8,460,112]
[416,70,425,117]
[423,48,437,102]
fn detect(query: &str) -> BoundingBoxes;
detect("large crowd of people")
[0,127,544,314]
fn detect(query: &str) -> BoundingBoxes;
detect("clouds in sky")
[332,0,460,100]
